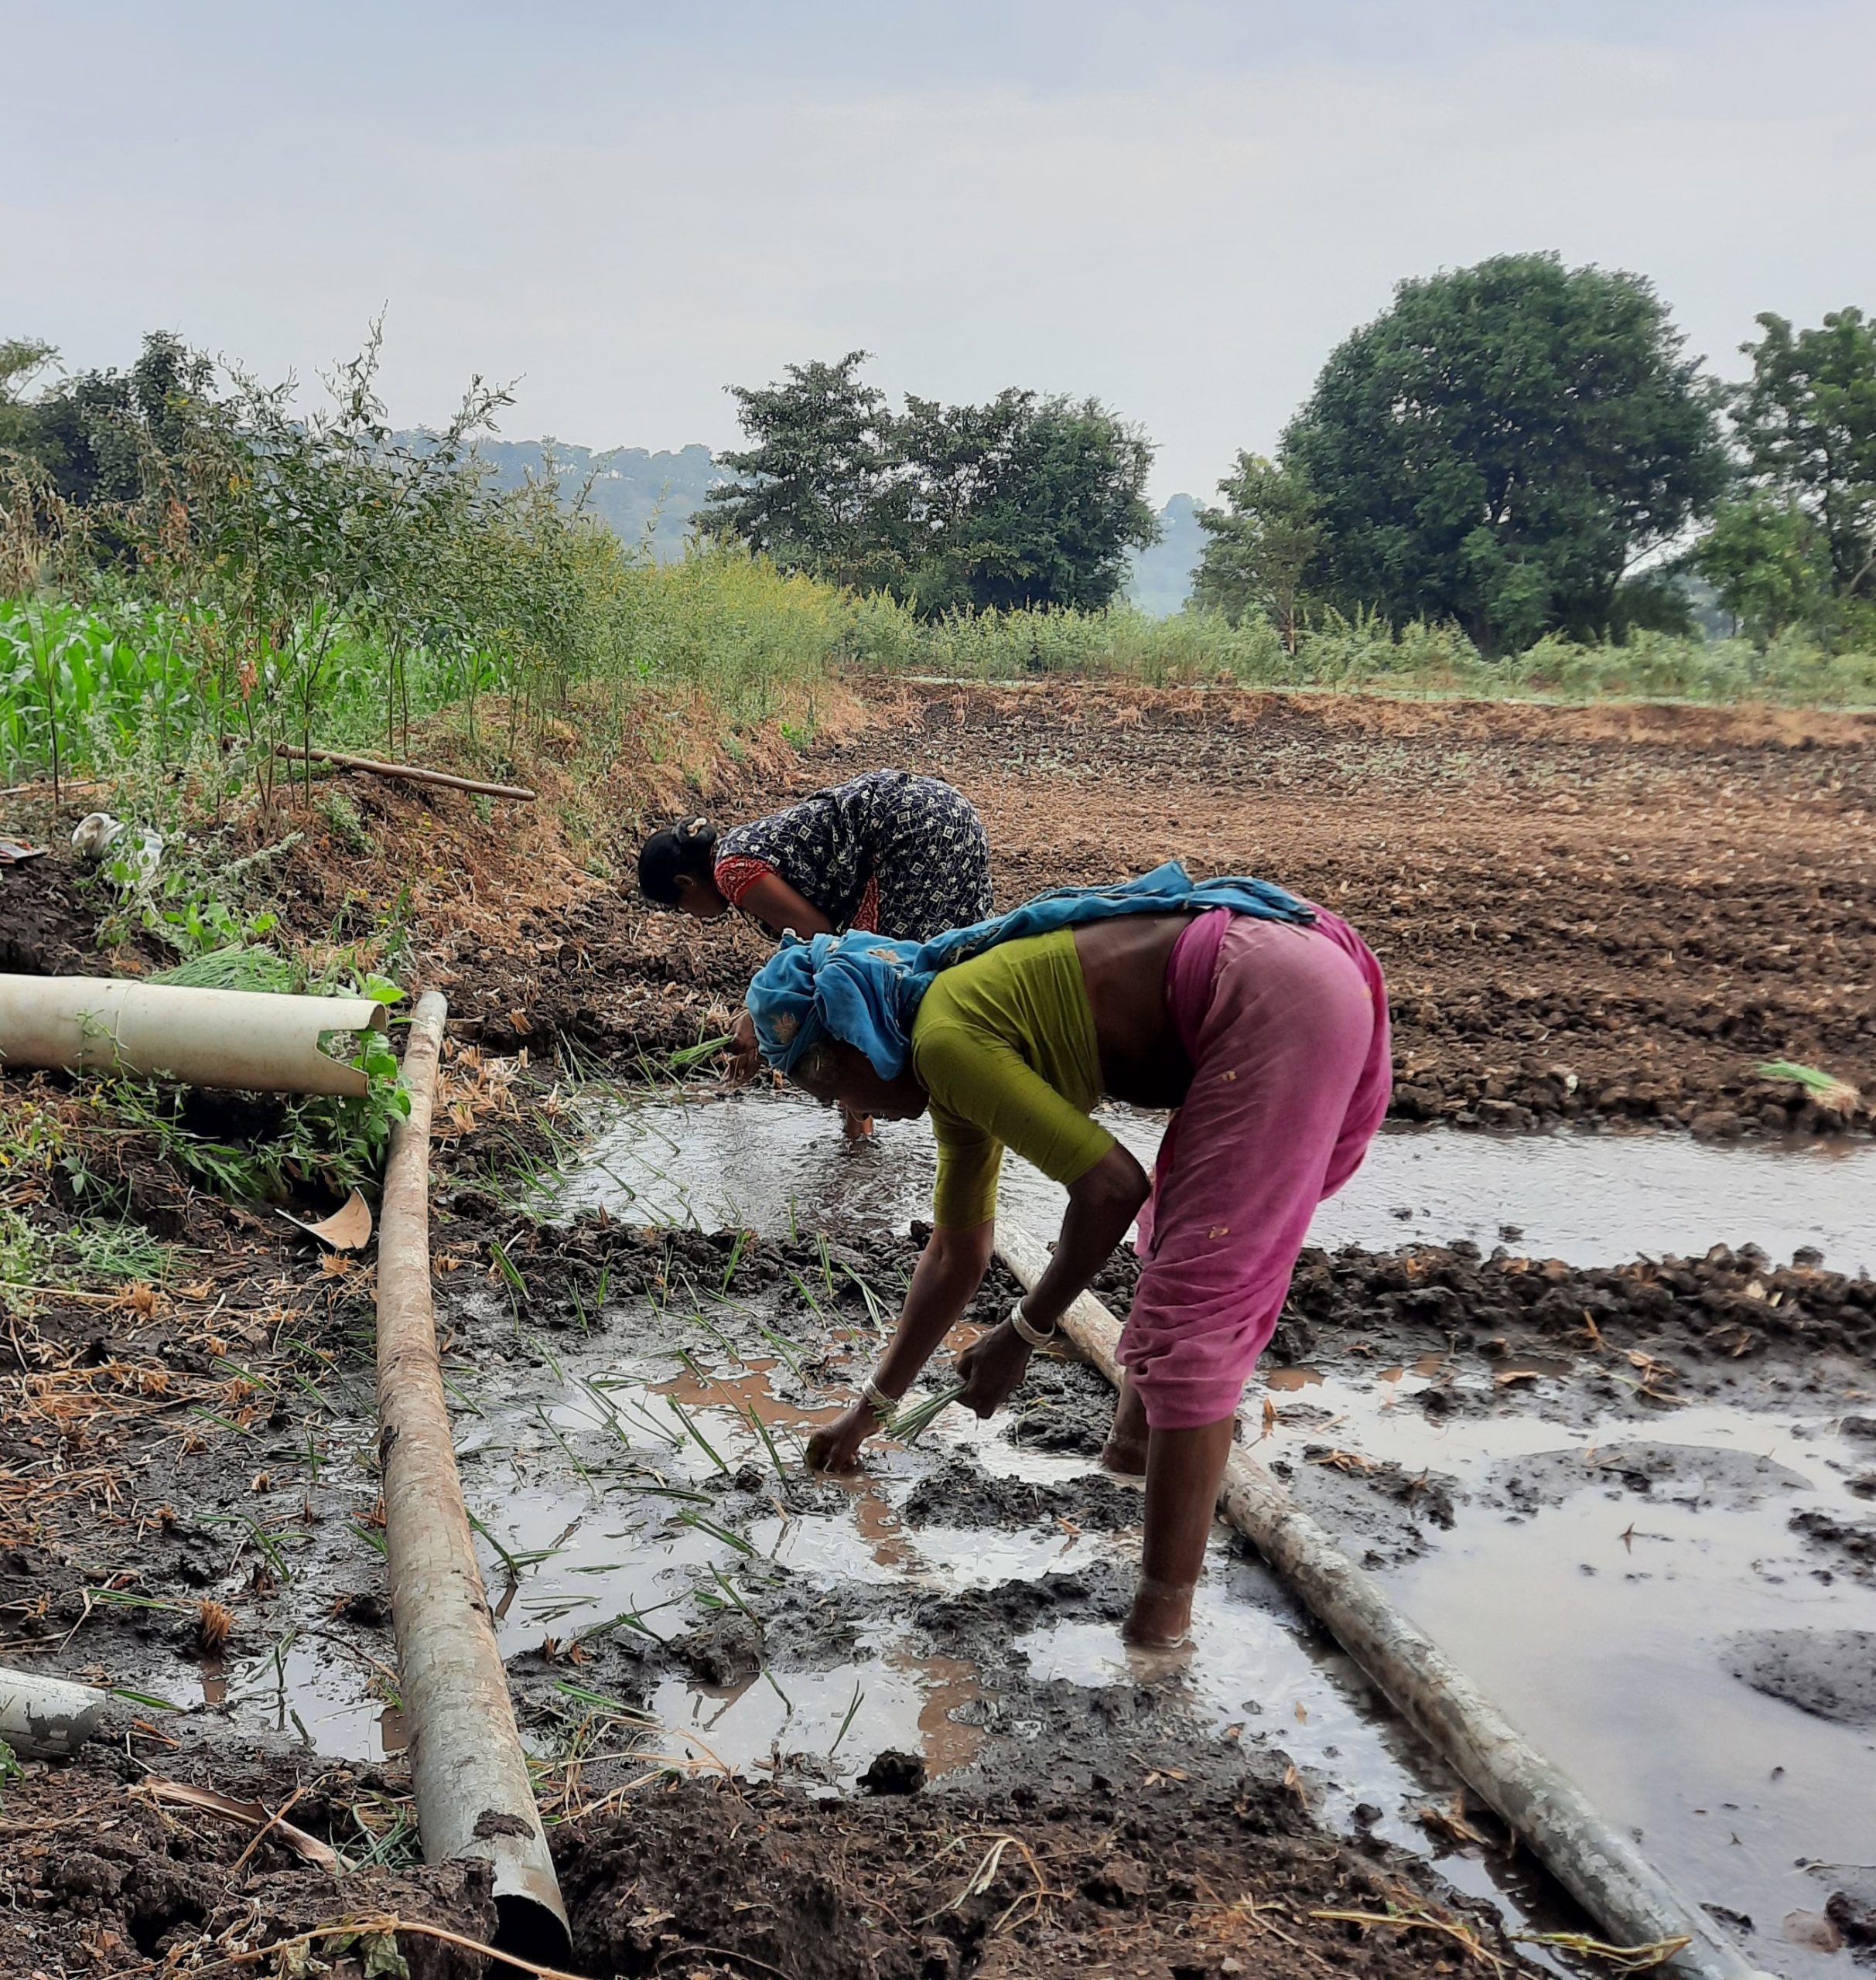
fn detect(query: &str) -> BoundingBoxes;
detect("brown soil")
[0,1751,494,1980]
[554,1775,1542,1980]
[858,681,1876,1138]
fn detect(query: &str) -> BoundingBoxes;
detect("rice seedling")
[109,1685,184,1713]
[202,1508,297,1582]
[720,1229,748,1291]
[828,1680,865,1758]
[677,1510,756,1557]
[1755,1059,1864,1115]
[466,1511,561,1582]
[667,1036,730,1074]
[552,1679,658,1725]
[884,1381,968,1446]
[667,1397,726,1473]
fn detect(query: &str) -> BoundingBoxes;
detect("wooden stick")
[228,738,535,801]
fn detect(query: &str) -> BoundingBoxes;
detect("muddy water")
[559,1088,1876,1272]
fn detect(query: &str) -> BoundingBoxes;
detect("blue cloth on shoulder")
[744,860,1313,1079]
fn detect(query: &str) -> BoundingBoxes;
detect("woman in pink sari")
[749,865,1390,1647]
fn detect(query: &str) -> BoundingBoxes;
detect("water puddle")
[559,1089,1876,1272]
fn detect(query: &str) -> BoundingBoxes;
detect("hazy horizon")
[9,0,1874,503]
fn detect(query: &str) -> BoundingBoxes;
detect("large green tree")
[1284,254,1726,654]
[1726,308,1876,616]
[705,356,1157,614]
[1191,453,1321,650]
[701,353,900,591]
[890,388,1157,613]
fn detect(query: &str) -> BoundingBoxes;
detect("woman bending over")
[743,862,1390,1647]
[637,769,991,944]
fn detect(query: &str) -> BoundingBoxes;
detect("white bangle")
[860,1376,900,1417]
[1010,1297,1056,1349]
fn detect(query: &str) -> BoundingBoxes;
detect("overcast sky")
[8,0,1873,500]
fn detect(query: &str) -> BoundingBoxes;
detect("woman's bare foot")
[1123,1573,1196,1647]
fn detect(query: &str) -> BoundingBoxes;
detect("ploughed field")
[2,681,1874,1979]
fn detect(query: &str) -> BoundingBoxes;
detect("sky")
[6,0,1874,501]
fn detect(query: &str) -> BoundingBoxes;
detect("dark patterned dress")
[714,770,992,941]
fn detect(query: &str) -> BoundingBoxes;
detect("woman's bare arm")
[806,1220,994,1470]
[735,871,836,938]
[955,1145,1149,1416]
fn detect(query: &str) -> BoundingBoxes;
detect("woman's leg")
[1127,1414,1236,1644]
[1117,918,1386,1630]
[1101,1372,1150,1474]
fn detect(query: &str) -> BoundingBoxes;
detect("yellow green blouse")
[910,929,1116,1227]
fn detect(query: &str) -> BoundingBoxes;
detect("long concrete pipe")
[377,992,570,1961]
[993,1221,1771,1980]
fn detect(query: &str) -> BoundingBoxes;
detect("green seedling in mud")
[701,1566,792,1711]
[338,1796,421,1874]
[784,1268,829,1323]
[351,1523,390,1557]
[668,1397,726,1473]
[677,1510,755,1557]
[720,1229,749,1291]
[109,1686,184,1714]
[203,1508,298,1582]
[533,1405,599,1497]
[882,1381,969,1446]
[828,1681,865,1759]
[552,1679,658,1725]
[487,1240,528,1324]
[667,1035,731,1074]
[817,1234,836,1302]
[1755,1058,1864,1115]
[0,1736,19,1806]
[841,1265,890,1333]
[466,1511,560,1582]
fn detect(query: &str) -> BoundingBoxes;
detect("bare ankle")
[1124,1572,1196,1647]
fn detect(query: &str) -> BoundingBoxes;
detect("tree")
[1283,253,1727,654]
[1191,453,1321,650]
[706,356,1158,615]
[6,331,218,510]
[892,389,1158,613]
[1728,309,1876,613]
[700,353,898,589]
[1693,493,1829,637]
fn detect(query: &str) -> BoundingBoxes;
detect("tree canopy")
[703,354,1157,615]
[1283,253,1726,654]
[1699,308,1876,637]
[1191,454,1321,650]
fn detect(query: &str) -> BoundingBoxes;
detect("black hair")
[637,817,719,906]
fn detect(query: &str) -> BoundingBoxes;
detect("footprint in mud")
[1725,1629,1876,1726]
[1489,1442,1810,1514]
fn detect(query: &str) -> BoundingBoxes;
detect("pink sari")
[1119,906,1391,1430]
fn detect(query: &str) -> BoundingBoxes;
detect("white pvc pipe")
[376,992,570,1961]
[994,1220,1771,1980]
[0,975,386,1096]
[0,1665,108,1757]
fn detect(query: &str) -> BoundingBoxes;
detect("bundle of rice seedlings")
[668,1035,730,1071]
[152,944,302,994]
[1755,1059,1863,1116]
[885,1381,967,1444]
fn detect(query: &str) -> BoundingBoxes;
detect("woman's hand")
[723,1009,761,1087]
[805,1400,879,1473]
[955,1320,1032,1419]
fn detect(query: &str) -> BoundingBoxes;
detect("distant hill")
[1124,493,1204,616]
[428,431,1202,609]
[398,433,726,560]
